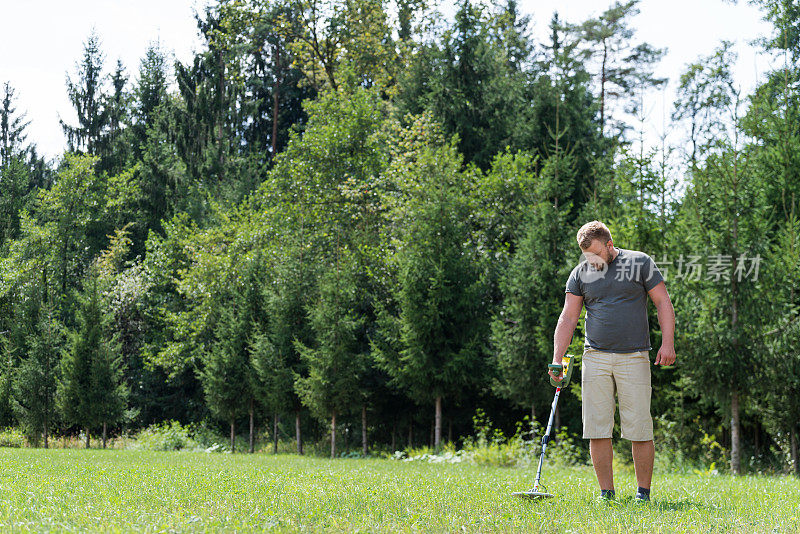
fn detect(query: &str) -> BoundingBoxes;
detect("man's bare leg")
[590,438,614,490]
[631,440,654,489]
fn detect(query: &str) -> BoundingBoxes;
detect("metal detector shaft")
[531,386,561,491]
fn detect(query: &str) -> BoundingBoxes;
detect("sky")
[1,0,212,160]
[0,0,775,161]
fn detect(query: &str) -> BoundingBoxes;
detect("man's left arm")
[647,281,676,366]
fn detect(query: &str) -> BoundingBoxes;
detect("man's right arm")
[552,292,583,368]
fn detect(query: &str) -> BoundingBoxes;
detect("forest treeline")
[0,0,798,474]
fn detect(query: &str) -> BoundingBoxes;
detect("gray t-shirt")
[565,248,664,352]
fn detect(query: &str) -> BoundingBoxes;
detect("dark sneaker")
[634,490,650,502]
[595,489,616,503]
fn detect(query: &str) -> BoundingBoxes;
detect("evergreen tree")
[132,42,169,156]
[672,43,736,171]
[533,13,606,215]
[576,0,666,136]
[59,265,125,448]
[488,0,534,72]
[0,82,35,244]
[12,269,63,447]
[61,30,110,155]
[1,82,30,167]
[198,289,254,453]
[0,353,12,429]
[491,143,576,421]
[744,0,800,474]
[294,247,367,458]
[99,59,132,174]
[375,120,488,450]
[396,0,530,170]
[674,83,771,474]
[88,266,128,449]
[252,240,317,455]
[761,215,800,475]
[237,251,271,454]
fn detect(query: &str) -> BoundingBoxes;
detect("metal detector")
[511,354,575,500]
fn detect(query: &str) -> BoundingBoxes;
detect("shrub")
[393,410,588,468]
[0,427,26,448]
[129,421,202,451]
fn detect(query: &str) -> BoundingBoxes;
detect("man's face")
[581,239,613,270]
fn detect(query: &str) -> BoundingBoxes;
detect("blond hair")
[576,221,612,249]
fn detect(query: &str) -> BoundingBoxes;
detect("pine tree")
[198,293,253,453]
[675,76,771,474]
[395,0,529,170]
[577,0,666,136]
[12,269,63,447]
[100,59,132,174]
[294,247,367,458]
[375,122,488,451]
[59,265,125,447]
[60,30,110,155]
[253,237,317,455]
[1,82,30,167]
[0,341,15,429]
[492,125,576,421]
[0,82,34,244]
[88,313,128,449]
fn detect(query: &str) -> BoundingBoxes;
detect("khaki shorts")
[581,347,654,441]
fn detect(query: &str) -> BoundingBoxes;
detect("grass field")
[0,448,798,533]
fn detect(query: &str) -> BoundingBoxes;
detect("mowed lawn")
[0,448,798,533]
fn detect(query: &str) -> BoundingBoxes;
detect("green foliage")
[395,0,531,170]
[58,264,128,440]
[491,133,576,416]
[131,420,200,451]
[3,0,800,475]
[12,283,63,445]
[60,30,111,157]
[198,297,253,428]
[376,120,488,408]
[576,0,666,135]
[0,427,25,448]
[0,130,34,243]
[294,251,367,423]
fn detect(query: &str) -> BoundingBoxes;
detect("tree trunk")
[296,409,303,455]
[44,416,48,449]
[754,423,759,459]
[249,399,255,454]
[408,421,413,448]
[331,410,337,459]
[216,49,225,170]
[85,428,90,449]
[273,412,279,454]
[730,390,741,475]
[102,422,107,449]
[531,404,536,425]
[554,405,561,433]
[391,420,397,453]
[434,396,442,450]
[361,403,368,456]
[600,38,608,135]
[271,42,281,158]
[230,421,235,453]
[448,418,452,445]
[791,424,799,476]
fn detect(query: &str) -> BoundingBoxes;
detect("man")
[550,220,676,503]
